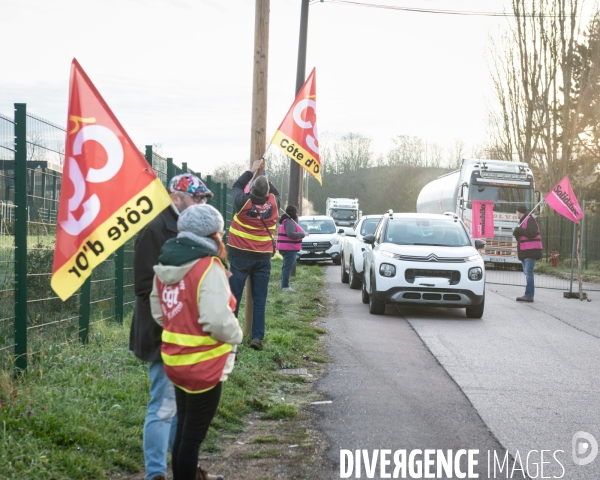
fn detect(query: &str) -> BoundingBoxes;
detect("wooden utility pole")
[287,0,310,213]
[245,0,270,335]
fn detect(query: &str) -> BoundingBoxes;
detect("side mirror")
[474,239,486,250]
[363,234,375,245]
[338,229,344,234]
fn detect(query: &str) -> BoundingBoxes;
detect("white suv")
[362,212,486,318]
[297,215,342,265]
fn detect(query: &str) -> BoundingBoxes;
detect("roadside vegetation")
[535,260,600,284]
[0,258,325,479]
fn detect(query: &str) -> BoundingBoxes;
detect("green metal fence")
[1,103,234,372]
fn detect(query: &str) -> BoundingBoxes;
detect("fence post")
[114,247,124,324]
[222,183,228,227]
[14,103,28,372]
[221,183,227,220]
[167,158,174,181]
[182,162,188,173]
[569,221,576,294]
[79,277,91,344]
[206,175,213,207]
[215,182,222,212]
[145,145,153,168]
[580,201,586,272]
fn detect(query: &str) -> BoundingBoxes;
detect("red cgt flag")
[270,68,322,184]
[51,59,171,301]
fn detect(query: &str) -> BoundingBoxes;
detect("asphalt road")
[314,265,600,479]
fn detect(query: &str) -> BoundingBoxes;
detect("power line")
[314,0,583,18]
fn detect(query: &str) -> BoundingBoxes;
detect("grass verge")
[0,258,325,479]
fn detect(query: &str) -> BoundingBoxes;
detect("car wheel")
[368,273,386,315]
[341,255,349,283]
[333,256,342,266]
[361,277,370,304]
[349,256,361,290]
[466,294,485,319]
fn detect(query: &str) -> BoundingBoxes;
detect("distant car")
[297,215,342,265]
[362,212,486,318]
[340,214,383,289]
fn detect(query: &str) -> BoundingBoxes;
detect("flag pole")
[518,198,545,226]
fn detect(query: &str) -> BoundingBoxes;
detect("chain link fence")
[478,200,600,292]
[1,104,234,372]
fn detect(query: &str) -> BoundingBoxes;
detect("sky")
[0,0,509,175]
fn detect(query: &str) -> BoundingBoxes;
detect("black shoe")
[249,338,263,351]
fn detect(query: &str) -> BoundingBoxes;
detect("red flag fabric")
[544,175,584,224]
[471,200,495,238]
[51,59,171,301]
[270,68,321,184]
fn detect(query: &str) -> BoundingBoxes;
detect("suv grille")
[394,253,465,263]
[405,269,461,285]
[303,241,331,251]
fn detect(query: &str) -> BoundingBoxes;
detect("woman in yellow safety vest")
[151,204,242,480]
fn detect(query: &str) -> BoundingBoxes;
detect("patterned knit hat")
[168,174,214,199]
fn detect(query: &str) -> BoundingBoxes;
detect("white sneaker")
[282,287,294,292]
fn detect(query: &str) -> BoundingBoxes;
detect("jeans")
[522,258,537,298]
[144,361,178,480]
[280,250,298,288]
[229,256,271,340]
[172,383,222,480]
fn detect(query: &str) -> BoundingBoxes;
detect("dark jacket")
[129,205,179,362]
[228,170,281,260]
[280,214,306,239]
[513,215,543,261]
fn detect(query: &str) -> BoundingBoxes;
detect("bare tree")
[386,135,425,167]
[447,139,466,169]
[488,0,595,191]
[332,133,374,172]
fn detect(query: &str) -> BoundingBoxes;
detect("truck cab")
[326,197,360,228]
[416,159,537,265]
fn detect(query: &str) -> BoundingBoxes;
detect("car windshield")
[384,218,470,247]
[331,208,357,221]
[299,219,336,234]
[360,218,380,236]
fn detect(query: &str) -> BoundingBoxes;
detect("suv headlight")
[465,254,480,262]
[379,263,396,277]
[331,238,339,245]
[468,267,483,281]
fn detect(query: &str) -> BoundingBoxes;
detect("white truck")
[416,158,537,265]
[325,197,360,228]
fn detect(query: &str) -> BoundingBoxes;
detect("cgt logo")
[572,431,598,466]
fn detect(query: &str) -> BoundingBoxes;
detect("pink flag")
[544,175,583,224]
[471,200,495,238]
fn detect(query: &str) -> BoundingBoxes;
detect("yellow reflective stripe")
[232,215,261,230]
[162,330,218,347]
[232,215,276,231]
[229,226,272,242]
[162,343,232,366]
[173,383,217,394]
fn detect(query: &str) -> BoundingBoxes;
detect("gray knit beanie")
[177,204,224,237]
